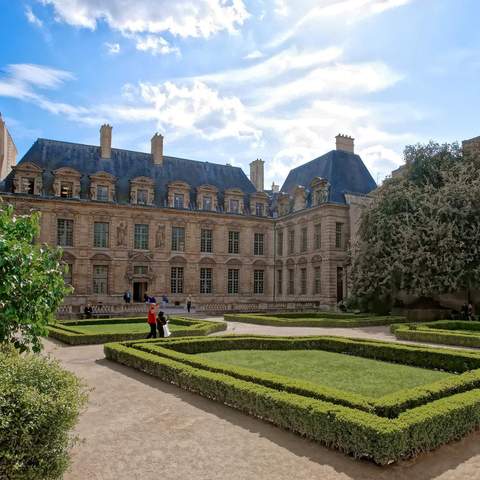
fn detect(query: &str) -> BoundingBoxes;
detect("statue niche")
[155,224,165,248]
[117,222,127,247]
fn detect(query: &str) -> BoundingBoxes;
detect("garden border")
[105,335,480,464]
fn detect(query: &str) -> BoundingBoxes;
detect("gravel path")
[44,321,480,480]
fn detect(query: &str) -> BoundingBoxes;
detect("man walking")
[146,304,157,339]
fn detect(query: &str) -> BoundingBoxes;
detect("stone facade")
[0,114,17,181]
[0,128,376,309]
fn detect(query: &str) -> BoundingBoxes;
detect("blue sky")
[1,0,479,187]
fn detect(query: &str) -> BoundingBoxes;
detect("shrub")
[0,346,87,480]
[105,335,480,464]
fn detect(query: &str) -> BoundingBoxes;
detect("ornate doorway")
[133,281,148,302]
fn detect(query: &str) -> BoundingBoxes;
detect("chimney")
[335,134,354,153]
[100,124,112,159]
[249,158,264,191]
[271,182,280,193]
[151,133,164,166]
[463,136,480,158]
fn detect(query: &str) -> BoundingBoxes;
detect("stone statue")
[53,180,60,197]
[155,224,165,248]
[130,189,136,204]
[117,222,127,247]
[90,185,96,200]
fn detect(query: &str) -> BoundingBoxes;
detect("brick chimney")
[151,133,164,166]
[335,134,354,153]
[249,158,264,191]
[100,124,112,159]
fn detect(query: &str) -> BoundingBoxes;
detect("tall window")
[174,194,184,209]
[57,219,73,247]
[137,189,148,205]
[227,269,239,294]
[335,222,343,249]
[200,229,213,253]
[228,231,239,254]
[171,267,184,294]
[255,203,264,216]
[200,268,213,294]
[301,227,308,252]
[96,185,109,202]
[60,182,73,198]
[277,231,283,256]
[253,270,264,294]
[314,266,321,294]
[22,177,35,194]
[314,224,321,250]
[253,233,264,255]
[288,230,295,254]
[93,265,108,294]
[288,269,294,295]
[277,269,283,295]
[202,196,212,211]
[134,224,149,249]
[300,268,307,295]
[172,227,185,251]
[94,222,109,248]
[229,199,239,213]
[63,263,72,286]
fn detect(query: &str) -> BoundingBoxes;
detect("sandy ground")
[44,321,480,480]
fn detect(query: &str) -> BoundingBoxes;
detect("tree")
[350,141,480,313]
[0,204,70,352]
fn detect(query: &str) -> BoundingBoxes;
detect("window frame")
[93,222,109,248]
[200,267,213,294]
[93,265,108,294]
[57,219,74,247]
[200,229,213,253]
[171,226,186,252]
[253,269,264,295]
[227,268,239,294]
[253,232,264,256]
[134,224,149,250]
[228,231,240,254]
[171,266,184,294]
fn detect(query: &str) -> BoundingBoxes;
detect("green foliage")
[0,205,70,352]
[224,313,407,327]
[104,335,480,464]
[48,316,227,345]
[350,141,480,311]
[0,346,87,480]
[393,320,480,348]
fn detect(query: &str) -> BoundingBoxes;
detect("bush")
[0,346,87,479]
[224,313,408,328]
[393,320,480,348]
[105,335,480,464]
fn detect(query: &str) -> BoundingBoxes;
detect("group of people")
[146,303,171,339]
[461,302,476,321]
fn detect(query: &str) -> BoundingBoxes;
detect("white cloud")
[244,50,264,60]
[25,5,43,27]
[1,64,73,91]
[134,35,180,56]
[104,42,120,54]
[40,0,249,38]
[268,0,415,48]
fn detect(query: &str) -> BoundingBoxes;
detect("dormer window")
[137,189,148,205]
[22,177,35,194]
[203,195,212,211]
[310,177,330,206]
[60,182,73,198]
[255,203,264,217]
[174,193,184,209]
[230,199,239,213]
[97,185,109,202]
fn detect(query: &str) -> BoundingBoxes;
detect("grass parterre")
[392,320,480,348]
[48,316,226,345]
[105,335,480,464]
[224,312,408,327]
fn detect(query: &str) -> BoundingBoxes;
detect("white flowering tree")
[350,142,480,313]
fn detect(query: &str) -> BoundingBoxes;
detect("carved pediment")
[90,253,112,262]
[197,184,218,193]
[286,258,295,266]
[90,171,116,182]
[225,188,244,196]
[13,162,43,174]
[129,252,153,263]
[226,257,242,265]
[298,257,307,265]
[169,255,186,264]
[252,259,266,267]
[53,167,81,178]
[169,180,190,190]
[199,256,216,265]
[130,176,155,186]
[311,255,322,264]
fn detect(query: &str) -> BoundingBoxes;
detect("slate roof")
[1,139,257,208]
[281,149,377,204]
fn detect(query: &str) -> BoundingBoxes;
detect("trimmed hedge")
[47,316,226,345]
[105,335,480,464]
[392,320,480,348]
[224,313,408,327]
[0,346,87,479]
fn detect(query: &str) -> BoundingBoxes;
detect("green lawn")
[66,322,181,334]
[197,349,452,397]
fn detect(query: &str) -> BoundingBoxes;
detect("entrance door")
[336,267,344,302]
[133,282,148,302]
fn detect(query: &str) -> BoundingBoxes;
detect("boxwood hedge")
[104,335,480,464]
[224,313,408,327]
[47,316,226,345]
[392,320,480,348]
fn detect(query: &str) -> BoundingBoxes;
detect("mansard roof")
[281,149,377,204]
[2,138,256,205]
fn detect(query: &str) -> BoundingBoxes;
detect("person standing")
[156,311,166,338]
[84,303,93,319]
[468,302,475,321]
[163,314,171,338]
[186,295,192,313]
[123,290,131,304]
[161,294,169,309]
[146,304,157,339]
